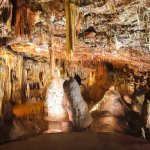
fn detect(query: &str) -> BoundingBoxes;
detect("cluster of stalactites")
[14,0,35,38]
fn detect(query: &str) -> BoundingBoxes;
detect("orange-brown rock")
[14,0,37,38]
[90,86,129,133]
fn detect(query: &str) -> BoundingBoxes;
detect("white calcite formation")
[46,68,68,122]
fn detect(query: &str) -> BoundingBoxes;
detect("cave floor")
[0,132,149,150]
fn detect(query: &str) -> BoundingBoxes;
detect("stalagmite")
[46,68,65,120]
[64,77,92,130]
[45,67,72,133]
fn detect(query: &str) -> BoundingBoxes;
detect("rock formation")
[0,58,8,118]
[0,0,150,144]
[0,81,4,118]
[64,77,92,130]
[142,92,150,140]
[45,67,72,133]
[46,68,67,121]
[90,86,129,133]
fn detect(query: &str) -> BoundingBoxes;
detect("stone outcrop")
[90,86,129,133]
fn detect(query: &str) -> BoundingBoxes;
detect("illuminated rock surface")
[64,78,92,130]
[0,0,150,146]
[90,86,129,133]
[0,58,8,117]
[46,68,67,121]
[45,68,72,133]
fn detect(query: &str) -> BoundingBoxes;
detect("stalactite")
[65,0,72,60]
[70,3,77,54]
[65,0,77,60]
[49,37,55,78]
[107,0,116,13]
[6,3,12,33]
[14,0,34,38]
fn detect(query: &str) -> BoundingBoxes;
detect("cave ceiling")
[0,0,150,68]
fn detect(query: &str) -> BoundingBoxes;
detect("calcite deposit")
[46,68,67,121]
[0,0,150,144]
[64,78,92,130]
[90,86,129,133]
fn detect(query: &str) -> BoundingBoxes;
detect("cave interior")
[0,0,150,149]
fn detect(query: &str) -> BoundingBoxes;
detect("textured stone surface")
[0,0,150,144]
[0,0,149,67]
[0,57,9,117]
[64,78,92,130]
[142,92,150,140]
[0,119,41,144]
[46,68,67,121]
[90,86,129,133]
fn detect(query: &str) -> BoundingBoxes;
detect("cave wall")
[13,0,39,38]
[86,62,150,114]
[88,63,108,102]
[0,0,12,38]
[109,64,150,114]
[0,48,50,118]
[22,58,50,102]
[65,61,150,115]
[0,48,23,104]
